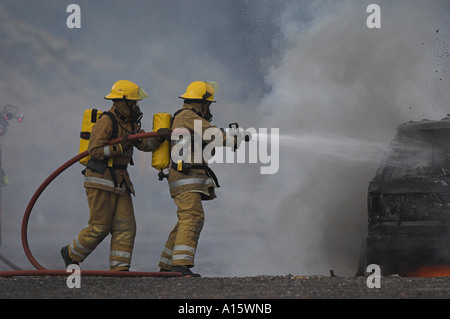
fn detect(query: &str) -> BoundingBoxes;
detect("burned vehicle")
[358,115,450,275]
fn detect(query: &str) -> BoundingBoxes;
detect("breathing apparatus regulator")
[131,103,143,124]
[124,100,143,127]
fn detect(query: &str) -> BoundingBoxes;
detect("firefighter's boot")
[171,265,201,277]
[61,245,79,268]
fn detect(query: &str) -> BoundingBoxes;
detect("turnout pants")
[68,187,136,271]
[159,192,205,269]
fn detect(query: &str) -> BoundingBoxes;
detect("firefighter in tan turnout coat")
[61,80,170,271]
[158,81,238,277]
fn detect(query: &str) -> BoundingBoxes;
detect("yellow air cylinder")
[79,109,103,166]
[151,113,172,171]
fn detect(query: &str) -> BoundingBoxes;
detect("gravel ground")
[1,274,450,299]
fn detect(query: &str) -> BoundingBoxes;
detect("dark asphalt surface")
[1,274,450,299]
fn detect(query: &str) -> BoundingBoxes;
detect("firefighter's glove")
[157,128,171,142]
[119,135,133,153]
[132,129,145,147]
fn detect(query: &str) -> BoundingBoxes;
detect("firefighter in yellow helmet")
[61,80,170,271]
[158,81,239,277]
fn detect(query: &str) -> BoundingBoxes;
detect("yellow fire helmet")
[179,81,217,103]
[105,80,149,101]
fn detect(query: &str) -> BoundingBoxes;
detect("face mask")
[204,108,212,122]
[204,103,213,122]
[129,102,143,123]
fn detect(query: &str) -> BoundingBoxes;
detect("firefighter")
[61,80,170,271]
[158,81,238,277]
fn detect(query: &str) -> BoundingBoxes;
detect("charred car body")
[359,115,450,275]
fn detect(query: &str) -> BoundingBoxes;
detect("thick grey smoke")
[0,1,448,278]
[252,0,450,275]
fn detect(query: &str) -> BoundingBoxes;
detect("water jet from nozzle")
[259,132,389,165]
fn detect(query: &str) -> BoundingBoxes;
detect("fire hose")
[0,131,182,277]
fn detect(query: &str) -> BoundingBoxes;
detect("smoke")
[206,0,449,276]
[249,0,450,276]
[0,0,448,278]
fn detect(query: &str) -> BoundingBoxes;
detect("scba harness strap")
[170,161,220,188]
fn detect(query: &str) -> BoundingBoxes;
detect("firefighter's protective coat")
[158,102,228,269]
[68,100,162,270]
[83,102,159,194]
[167,102,227,199]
